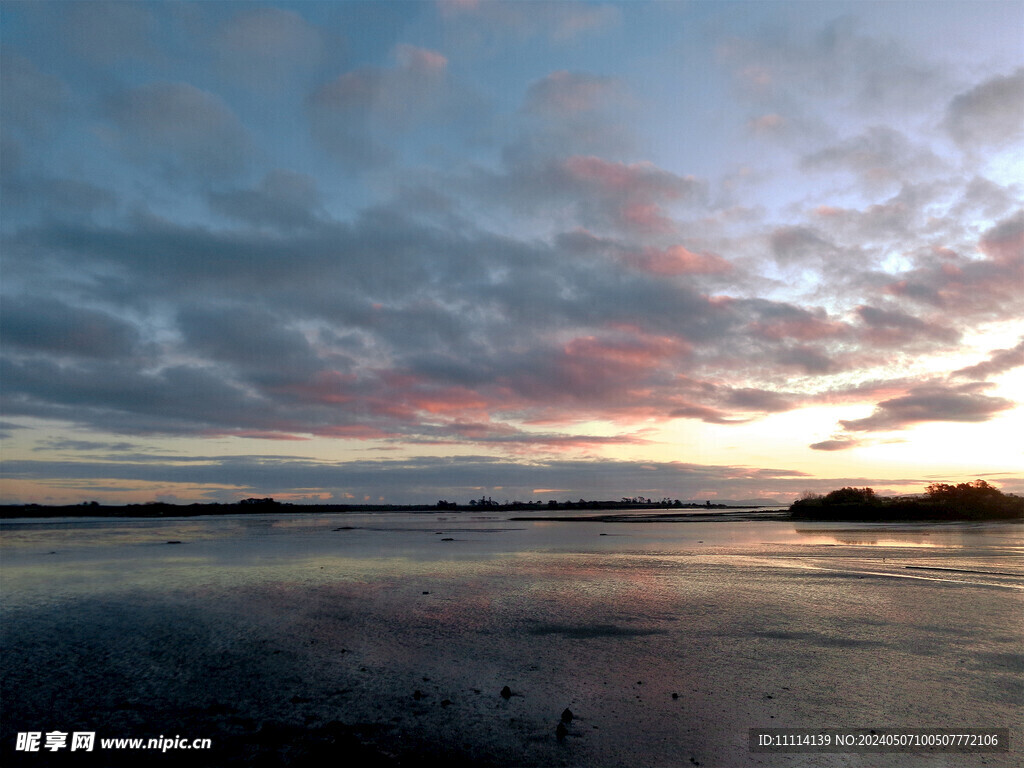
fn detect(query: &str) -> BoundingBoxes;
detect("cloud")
[0,454,811,504]
[809,437,861,451]
[216,6,324,89]
[801,127,946,192]
[623,245,732,276]
[776,346,837,375]
[953,338,1024,380]
[1,175,116,220]
[0,52,67,137]
[720,15,950,128]
[477,154,707,235]
[208,170,323,230]
[0,296,140,359]
[306,45,483,170]
[840,383,1014,432]
[944,68,1024,149]
[886,210,1023,318]
[106,82,250,177]
[745,301,848,342]
[439,1,620,45]
[724,388,795,413]
[979,208,1024,265]
[855,305,959,347]
[523,71,622,115]
[175,303,327,389]
[62,0,158,65]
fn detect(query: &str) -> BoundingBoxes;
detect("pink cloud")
[272,370,357,404]
[624,245,733,276]
[563,156,690,197]
[524,70,619,115]
[886,211,1022,316]
[395,44,448,73]
[749,113,785,134]
[560,155,705,233]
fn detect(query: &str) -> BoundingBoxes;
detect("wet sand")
[2,512,1021,766]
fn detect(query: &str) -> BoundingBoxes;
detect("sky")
[1,0,1022,506]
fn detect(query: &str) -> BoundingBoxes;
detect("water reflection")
[3,511,1021,610]
[790,522,1022,549]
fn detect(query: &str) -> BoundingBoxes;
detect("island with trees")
[790,480,1024,521]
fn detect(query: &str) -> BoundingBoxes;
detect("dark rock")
[672,693,679,700]
[413,690,424,700]
[166,540,182,544]
[290,695,312,704]
[500,686,512,699]
[560,708,573,724]
[441,537,455,541]
[556,722,568,741]
[441,699,451,707]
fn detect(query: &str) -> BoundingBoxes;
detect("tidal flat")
[2,510,1021,767]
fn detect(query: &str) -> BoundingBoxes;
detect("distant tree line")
[791,480,1023,521]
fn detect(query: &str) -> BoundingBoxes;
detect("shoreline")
[0,501,788,520]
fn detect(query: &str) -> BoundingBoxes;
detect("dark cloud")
[474,154,707,235]
[175,303,328,388]
[34,439,143,453]
[944,68,1024,149]
[1,296,140,359]
[724,388,795,413]
[106,82,251,177]
[855,305,959,346]
[744,299,848,342]
[953,339,1024,380]
[776,346,837,375]
[1,175,116,220]
[0,357,281,436]
[809,437,861,452]
[768,225,836,265]
[840,383,1014,432]
[208,170,323,230]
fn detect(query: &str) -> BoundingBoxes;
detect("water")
[2,510,1021,766]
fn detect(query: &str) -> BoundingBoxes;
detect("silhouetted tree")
[822,487,877,505]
